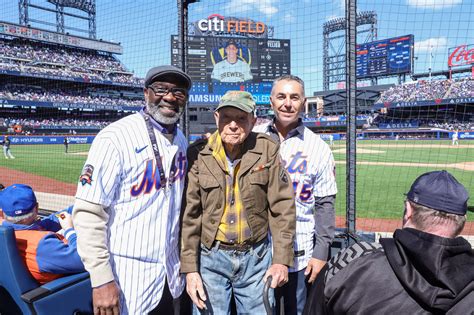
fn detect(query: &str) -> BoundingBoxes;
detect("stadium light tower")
[18,0,97,39]
[323,11,377,91]
[429,44,433,81]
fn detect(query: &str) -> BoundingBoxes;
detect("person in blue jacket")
[0,184,85,284]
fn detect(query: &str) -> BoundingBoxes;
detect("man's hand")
[304,258,326,283]
[186,272,207,310]
[263,264,288,288]
[57,212,73,230]
[92,281,120,315]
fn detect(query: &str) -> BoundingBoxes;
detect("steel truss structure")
[323,11,377,90]
[19,0,96,39]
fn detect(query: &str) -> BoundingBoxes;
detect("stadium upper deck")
[377,77,474,103]
[0,84,144,107]
[0,35,144,135]
[0,37,143,86]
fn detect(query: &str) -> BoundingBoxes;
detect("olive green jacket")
[180,132,296,273]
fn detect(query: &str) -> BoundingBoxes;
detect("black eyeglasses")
[147,85,188,100]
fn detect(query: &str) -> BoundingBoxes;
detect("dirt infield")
[332,148,386,154]
[332,143,474,171]
[335,160,474,171]
[336,216,474,235]
[0,166,77,195]
[69,151,89,156]
[333,143,474,149]
[365,143,474,149]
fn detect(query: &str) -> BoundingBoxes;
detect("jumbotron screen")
[356,34,414,79]
[171,35,290,105]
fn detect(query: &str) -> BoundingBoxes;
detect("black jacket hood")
[381,228,474,313]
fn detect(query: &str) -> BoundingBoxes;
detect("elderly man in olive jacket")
[181,90,296,314]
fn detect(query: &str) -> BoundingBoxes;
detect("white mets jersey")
[211,59,253,82]
[76,112,187,314]
[254,121,338,271]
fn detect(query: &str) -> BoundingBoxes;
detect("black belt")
[217,242,252,252]
[214,238,266,252]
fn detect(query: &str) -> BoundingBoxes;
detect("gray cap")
[144,65,192,90]
[215,91,256,113]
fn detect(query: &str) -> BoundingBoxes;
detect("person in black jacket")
[304,170,473,315]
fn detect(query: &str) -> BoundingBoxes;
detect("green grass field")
[0,144,90,184]
[1,140,473,220]
[332,140,474,220]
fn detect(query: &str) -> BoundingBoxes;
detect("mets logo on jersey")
[130,152,187,196]
[284,151,314,202]
[79,164,94,186]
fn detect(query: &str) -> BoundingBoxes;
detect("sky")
[2,0,473,93]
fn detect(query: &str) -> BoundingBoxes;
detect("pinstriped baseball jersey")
[75,112,187,314]
[254,121,337,271]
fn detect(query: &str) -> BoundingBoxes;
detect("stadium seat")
[329,228,376,259]
[0,225,93,315]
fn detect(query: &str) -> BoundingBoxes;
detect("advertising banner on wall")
[9,136,95,145]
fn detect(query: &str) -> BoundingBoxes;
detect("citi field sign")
[197,14,266,35]
[448,44,474,67]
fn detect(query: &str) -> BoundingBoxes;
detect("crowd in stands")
[1,117,111,129]
[413,80,451,101]
[426,120,474,130]
[0,85,144,107]
[446,78,474,98]
[0,39,143,85]
[302,112,373,122]
[378,77,474,103]
[379,83,415,103]
[372,116,474,130]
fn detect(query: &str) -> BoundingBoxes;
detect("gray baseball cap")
[215,91,256,113]
[144,65,192,90]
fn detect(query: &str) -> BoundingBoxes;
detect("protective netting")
[0,0,472,235]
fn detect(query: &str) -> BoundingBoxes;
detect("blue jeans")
[275,269,309,315]
[194,239,274,315]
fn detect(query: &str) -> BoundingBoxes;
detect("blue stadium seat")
[0,225,93,314]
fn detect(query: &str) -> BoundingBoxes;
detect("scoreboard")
[356,35,414,79]
[171,35,291,83]
[171,35,291,105]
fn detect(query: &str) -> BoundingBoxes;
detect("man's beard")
[146,100,184,125]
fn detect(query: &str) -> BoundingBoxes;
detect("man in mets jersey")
[254,74,337,315]
[72,65,192,315]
